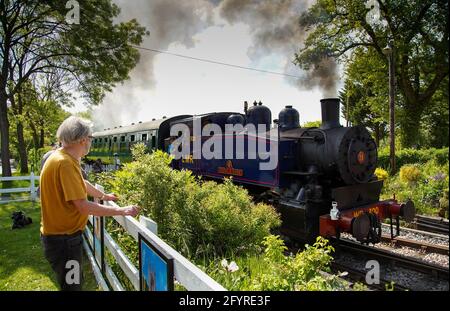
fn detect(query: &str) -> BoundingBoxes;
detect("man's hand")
[102,193,118,201]
[121,205,140,217]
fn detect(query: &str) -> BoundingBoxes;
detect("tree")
[302,120,322,128]
[295,0,449,148]
[0,0,148,176]
[420,76,449,147]
[339,47,390,146]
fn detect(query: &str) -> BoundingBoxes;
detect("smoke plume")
[218,0,338,97]
[92,0,338,130]
[93,0,215,130]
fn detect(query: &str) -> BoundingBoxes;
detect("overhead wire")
[131,45,303,79]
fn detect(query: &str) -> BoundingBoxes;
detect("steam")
[218,0,338,97]
[92,0,338,130]
[92,0,215,130]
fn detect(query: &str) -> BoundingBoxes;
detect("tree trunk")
[400,98,425,148]
[0,93,12,177]
[28,117,40,150]
[16,121,29,173]
[39,127,45,148]
[374,124,380,146]
[13,92,29,174]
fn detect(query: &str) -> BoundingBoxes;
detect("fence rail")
[0,173,39,203]
[83,184,226,291]
[83,164,118,175]
[0,176,225,291]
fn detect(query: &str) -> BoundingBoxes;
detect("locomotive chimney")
[320,98,341,130]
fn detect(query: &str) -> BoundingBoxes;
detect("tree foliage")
[339,48,390,145]
[296,0,449,148]
[110,146,281,259]
[0,0,148,176]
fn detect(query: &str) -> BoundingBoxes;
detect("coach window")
[142,133,147,141]
[120,136,125,142]
[113,137,117,143]
[130,135,135,142]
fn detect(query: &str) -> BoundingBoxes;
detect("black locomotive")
[91,98,415,244]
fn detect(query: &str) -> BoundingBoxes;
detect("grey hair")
[57,116,93,145]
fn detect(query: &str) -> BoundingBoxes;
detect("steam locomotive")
[90,98,415,244]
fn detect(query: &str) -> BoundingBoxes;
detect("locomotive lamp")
[330,201,340,220]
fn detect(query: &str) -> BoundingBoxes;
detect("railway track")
[330,262,409,291]
[332,238,448,278]
[329,238,449,290]
[380,234,449,256]
[410,215,449,235]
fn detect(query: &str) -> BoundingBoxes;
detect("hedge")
[378,147,449,170]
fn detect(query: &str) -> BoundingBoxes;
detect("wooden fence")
[0,176,225,290]
[83,184,226,291]
[83,164,118,175]
[0,173,39,204]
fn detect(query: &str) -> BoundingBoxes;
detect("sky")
[68,0,345,131]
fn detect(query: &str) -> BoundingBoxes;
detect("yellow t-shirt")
[40,149,88,235]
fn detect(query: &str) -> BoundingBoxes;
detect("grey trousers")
[40,231,83,291]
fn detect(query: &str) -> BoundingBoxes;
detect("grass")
[0,200,99,291]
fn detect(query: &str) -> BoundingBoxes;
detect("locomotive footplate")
[319,199,416,244]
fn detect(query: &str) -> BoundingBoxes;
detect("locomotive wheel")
[351,213,371,242]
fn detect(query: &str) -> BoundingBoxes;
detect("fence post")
[139,216,158,235]
[30,172,37,201]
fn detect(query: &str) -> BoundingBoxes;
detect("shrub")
[381,159,449,216]
[374,168,389,180]
[378,147,449,170]
[205,235,359,291]
[439,188,449,218]
[110,145,281,259]
[399,165,421,184]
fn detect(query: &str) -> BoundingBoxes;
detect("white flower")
[227,261,239,273]
[221,259,228,269]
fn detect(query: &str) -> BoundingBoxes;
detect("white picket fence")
[84,184,226,291]
[83,164,118,175]
[0,175,225,291]
[0,173,39,204]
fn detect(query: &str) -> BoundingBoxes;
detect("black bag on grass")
[11,211,32,229]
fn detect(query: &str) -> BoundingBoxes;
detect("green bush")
[381,159,449,216]
[399,165,421,184]
[204,235,359,291]
[439,188,449,218]
[378,147,449,170]
[374,168,389,180]
[110,145,281,259]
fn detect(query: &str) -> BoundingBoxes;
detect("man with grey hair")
[40,116,139,291]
